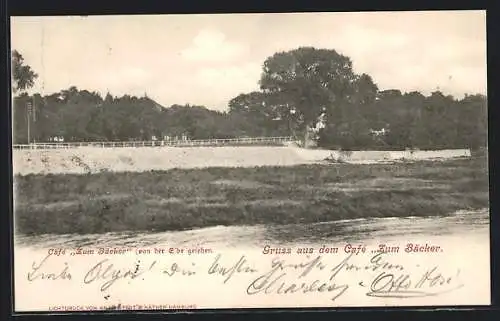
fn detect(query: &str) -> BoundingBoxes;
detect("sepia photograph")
[11,11,489,312]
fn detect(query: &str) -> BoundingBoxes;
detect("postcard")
[10,10,489,312]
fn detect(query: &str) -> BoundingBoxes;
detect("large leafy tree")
[259,47,361,147]
[12,50,38,94]
[12,50,39,143]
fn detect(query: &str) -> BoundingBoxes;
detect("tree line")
[12,48,487,150]
[12,88,289,143]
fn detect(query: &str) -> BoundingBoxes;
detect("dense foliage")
[12,48,487,150]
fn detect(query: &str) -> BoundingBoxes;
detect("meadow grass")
[14,156,489,235]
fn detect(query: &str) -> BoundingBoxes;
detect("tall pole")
[32,95,36,143]
[25,96,37,145]
[26,101,31,144]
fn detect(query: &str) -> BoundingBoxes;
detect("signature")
[246,255,349,301]
[83,259,157,291]
[365,266,463,298]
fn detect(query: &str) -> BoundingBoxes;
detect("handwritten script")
[26,251,464,303]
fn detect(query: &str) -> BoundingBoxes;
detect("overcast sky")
[11,11,486,111]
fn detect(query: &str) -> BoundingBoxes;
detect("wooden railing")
[13,136,296,150]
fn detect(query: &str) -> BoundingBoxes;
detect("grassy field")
[14,156,489,235]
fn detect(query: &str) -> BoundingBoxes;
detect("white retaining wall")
[12,146,473,176]
[293,148,471,163]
